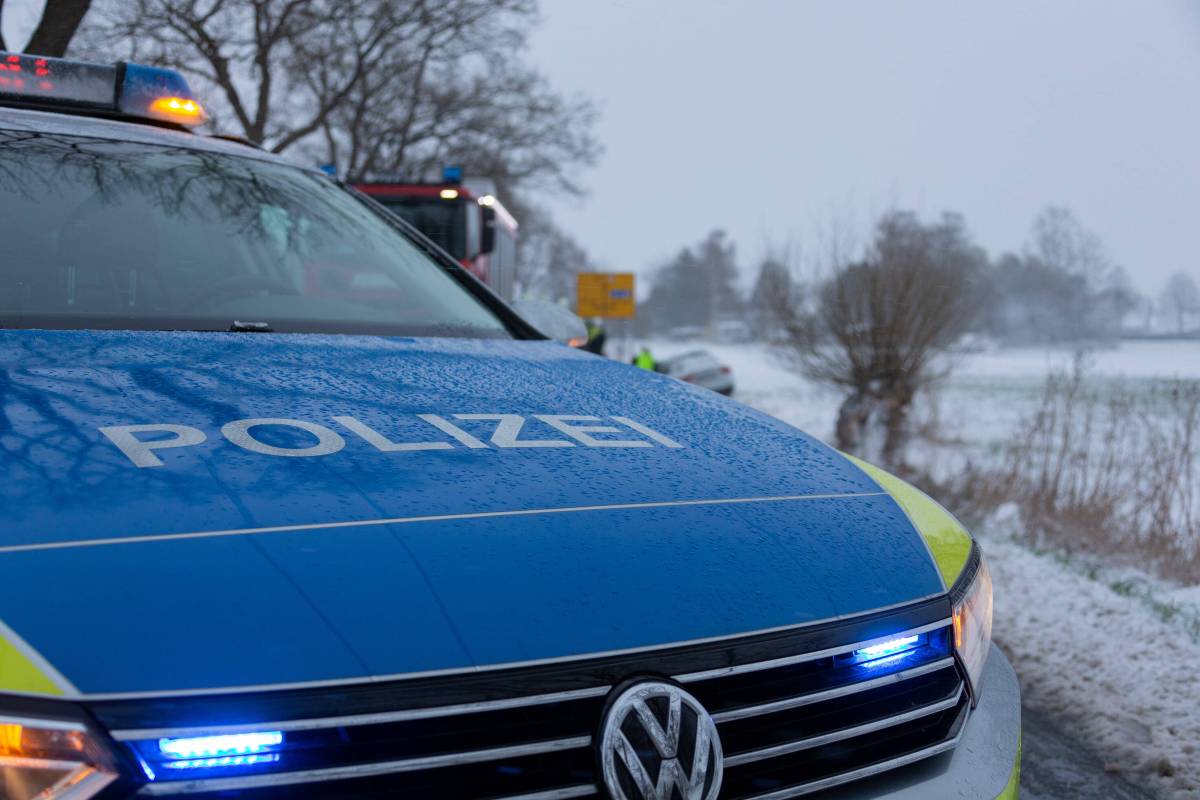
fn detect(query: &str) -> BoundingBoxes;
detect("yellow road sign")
[577,272,635,318]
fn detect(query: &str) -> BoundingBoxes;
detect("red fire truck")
[356,169,518,302]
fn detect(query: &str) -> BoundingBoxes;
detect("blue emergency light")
[854,634,920,661]
[0,51,207,127]
[158,731,284,759]
[134,730,286,780]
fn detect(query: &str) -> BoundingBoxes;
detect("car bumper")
[817,643,1022,799]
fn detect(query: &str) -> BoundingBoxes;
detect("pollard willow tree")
[770,212,984,466]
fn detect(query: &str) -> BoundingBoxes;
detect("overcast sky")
[529,0,1200,294]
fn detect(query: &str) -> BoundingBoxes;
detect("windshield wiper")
[228,320,274,333]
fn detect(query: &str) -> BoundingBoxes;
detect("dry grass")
[940,357,1200,582]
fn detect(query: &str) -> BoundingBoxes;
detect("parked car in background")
[666,324,706,340]
[660,348,735,395]
[715,318,752,342]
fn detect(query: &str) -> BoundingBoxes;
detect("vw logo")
[598,681,723,800]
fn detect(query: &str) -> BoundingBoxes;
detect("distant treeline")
[637,207,1199,343]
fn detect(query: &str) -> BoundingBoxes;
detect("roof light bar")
[119,61,207,125]
[0,52,114,107]
[0,51,206,127]
[146,95,205,123]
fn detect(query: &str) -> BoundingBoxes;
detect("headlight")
[951,550,993,704]
[1,714,118,799]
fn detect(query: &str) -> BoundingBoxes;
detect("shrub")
[958,356,1199,580]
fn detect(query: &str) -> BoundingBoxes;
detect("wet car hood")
[0,330,943,695]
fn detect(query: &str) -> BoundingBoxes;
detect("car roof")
[670,349,718,361]
[0,105,316,172]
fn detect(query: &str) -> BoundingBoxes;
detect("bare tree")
[749,253,795,340]
[638,231,743,335]
[85,0,598,188]
[514,204,592,302]
[91,0,437,151]
[1030,206,1113,286]
[1026,205,1138,339]
[1,0,93,55]
[1160,271,1200,334]
[318,1,599,194]
[770,211,982,464]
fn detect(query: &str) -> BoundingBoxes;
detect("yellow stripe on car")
[844,454,973,588]
[995,729,1022,799]
[0,622,67,696]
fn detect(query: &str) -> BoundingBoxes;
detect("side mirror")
[479,205,496,255]
[512,299,588,346]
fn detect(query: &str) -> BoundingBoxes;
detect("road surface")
[1020,707,1158,799]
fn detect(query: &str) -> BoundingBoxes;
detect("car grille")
[90,596,966,799]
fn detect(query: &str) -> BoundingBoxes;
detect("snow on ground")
[643,336,1200,798]
[954,339,1200,382]
[983,507,1200,798]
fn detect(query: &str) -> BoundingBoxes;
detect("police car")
[0,54,1020,800]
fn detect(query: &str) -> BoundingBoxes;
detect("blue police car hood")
[0,330,944,696]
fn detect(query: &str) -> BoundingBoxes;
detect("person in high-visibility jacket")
[584,321,607,356]
[632,347,657,371]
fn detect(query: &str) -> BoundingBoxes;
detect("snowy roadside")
[641,338,1200,799]
[981,508,1200,798]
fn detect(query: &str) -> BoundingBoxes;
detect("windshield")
[0,130,509,338]
[374,197,466,259]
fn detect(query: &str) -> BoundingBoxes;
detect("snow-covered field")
[647,337,1200,799]
[648,338,1200,452]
